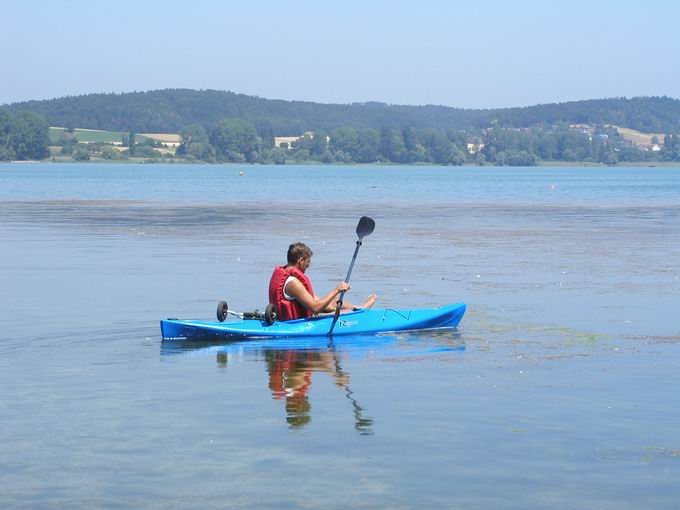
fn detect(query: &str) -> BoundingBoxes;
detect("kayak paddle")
[327,216,375,337]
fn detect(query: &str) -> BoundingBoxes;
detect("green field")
[49,127,153,144]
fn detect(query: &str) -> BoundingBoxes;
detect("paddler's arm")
[285,278,350,314]
[338,293,378,311]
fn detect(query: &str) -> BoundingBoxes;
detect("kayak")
[160,302,466,341]
[161,303,465,341]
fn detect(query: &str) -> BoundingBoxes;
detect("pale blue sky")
[3,0,679,108]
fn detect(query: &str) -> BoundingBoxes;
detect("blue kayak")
[160,303,466,341]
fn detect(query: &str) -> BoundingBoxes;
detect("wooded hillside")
[6,89,680,135]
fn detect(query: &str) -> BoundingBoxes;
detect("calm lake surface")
[1,163,679,509]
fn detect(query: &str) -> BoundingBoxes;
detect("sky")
[3,0,679,109]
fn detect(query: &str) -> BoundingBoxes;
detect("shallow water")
[1,163,679,509]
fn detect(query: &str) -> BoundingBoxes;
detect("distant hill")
[5,89,680,135]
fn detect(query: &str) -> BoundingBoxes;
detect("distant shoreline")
[3,159,680,168]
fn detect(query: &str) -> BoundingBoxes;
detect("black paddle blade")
[356,216,375,239]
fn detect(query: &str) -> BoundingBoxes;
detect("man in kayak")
[268,242,377,321]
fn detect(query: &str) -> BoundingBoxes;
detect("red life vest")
[268,266,315,321]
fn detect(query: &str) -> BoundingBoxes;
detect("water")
[1,163,679,509]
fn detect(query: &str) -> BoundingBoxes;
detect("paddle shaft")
[336,239,363,306]
[327,216,375,337]
[328,239,364,336]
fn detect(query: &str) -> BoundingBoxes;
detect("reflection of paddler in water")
[264,349,372,433]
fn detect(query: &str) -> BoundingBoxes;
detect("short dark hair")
[287,242,313,265]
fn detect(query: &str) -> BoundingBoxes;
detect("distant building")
[274,131,328,149]
[467,143,484,154]
[569,124,596,136]
[274,136,301,149]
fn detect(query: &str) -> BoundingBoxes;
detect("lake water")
[1,163,679,509]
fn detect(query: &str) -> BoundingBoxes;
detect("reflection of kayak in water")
[160,303,466,341]
[159,329,465,435]
[160,327,465,435]
[160,329,465,357]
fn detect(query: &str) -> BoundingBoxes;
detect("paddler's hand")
[336,282,351,293]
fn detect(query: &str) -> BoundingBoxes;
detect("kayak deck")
[160,303,466,341]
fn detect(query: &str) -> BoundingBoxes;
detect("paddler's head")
[287,242,313,273]
[286,395,311,428]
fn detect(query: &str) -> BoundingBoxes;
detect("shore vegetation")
[3,90,680,165]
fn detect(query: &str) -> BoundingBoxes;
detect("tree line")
[0,109,50,160]
[6,89,680,135]
[3,107,680,165]
[175,118,680,165]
